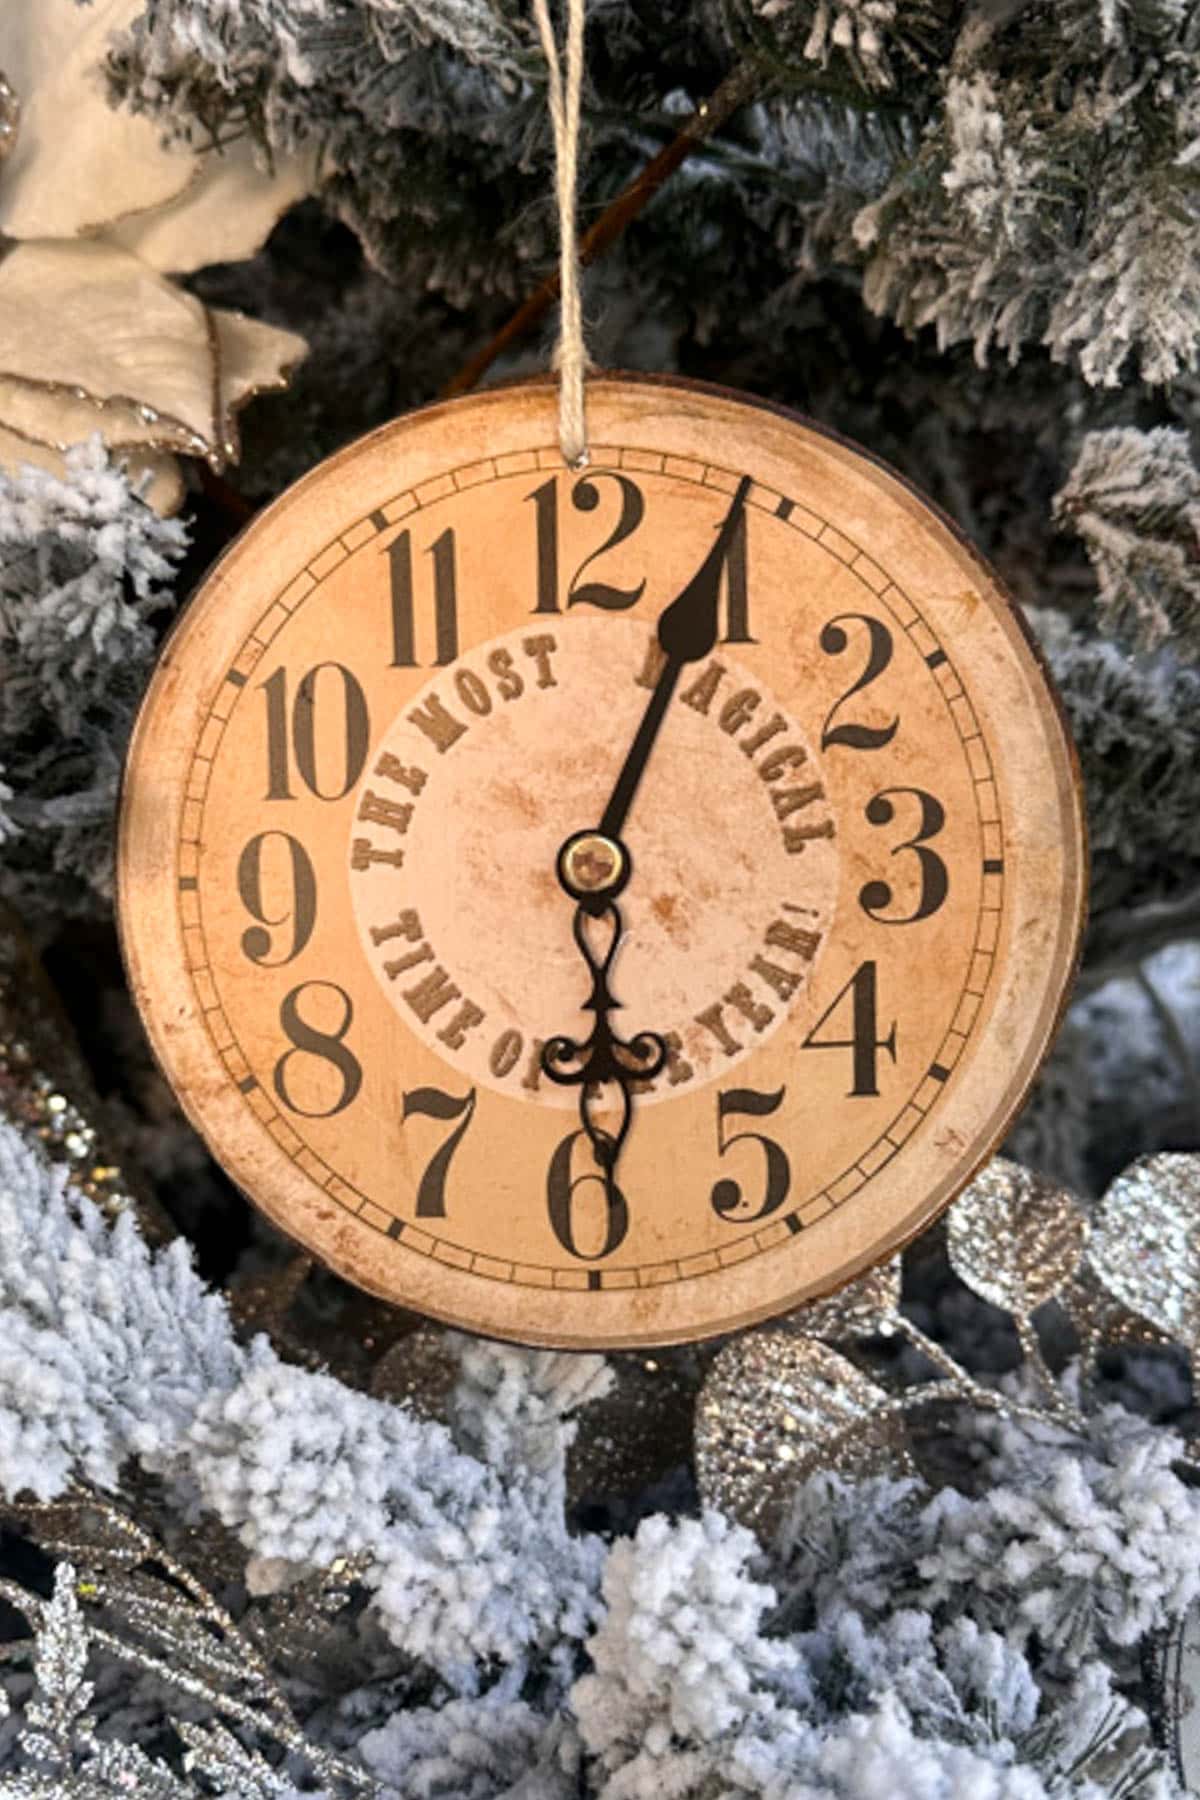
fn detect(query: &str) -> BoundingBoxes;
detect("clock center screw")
[558,830,628,903]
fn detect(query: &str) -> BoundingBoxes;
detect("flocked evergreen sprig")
[2,1122,1200,1796]
[0,445,187,919]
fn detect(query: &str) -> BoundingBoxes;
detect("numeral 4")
[802,963,897,1096]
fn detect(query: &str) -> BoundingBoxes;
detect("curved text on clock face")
[348,617,838,1107]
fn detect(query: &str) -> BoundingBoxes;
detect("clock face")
[118,376,1085,1348]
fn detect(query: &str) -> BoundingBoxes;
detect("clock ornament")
[117,374,1085,1348]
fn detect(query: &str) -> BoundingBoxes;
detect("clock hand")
[542,474,753,1201]
[597,472,752,847]
[540,901,669,1184]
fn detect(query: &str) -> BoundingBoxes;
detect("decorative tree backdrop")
[4,2,1200,1795]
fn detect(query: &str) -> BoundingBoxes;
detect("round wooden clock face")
[118,375,1085,1348]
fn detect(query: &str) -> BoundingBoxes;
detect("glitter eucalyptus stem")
[893,1315,1088,1438]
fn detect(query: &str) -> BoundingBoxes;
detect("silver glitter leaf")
[789,1258,901,1341]
[1087,1153,1200,1349]
[694,1330,910,1540]
[566,1349,701,1507]
[947,1157,1087,1316]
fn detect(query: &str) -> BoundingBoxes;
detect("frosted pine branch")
[1055,427,1200,654]
[0,442,186,914]
[0,1124,246,1499]
[188,1352,607,1691]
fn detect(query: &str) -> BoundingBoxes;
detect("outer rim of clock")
[116,370,1088,1349]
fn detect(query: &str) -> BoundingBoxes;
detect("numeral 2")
[802,963,897,1096]
[819,614,898,751]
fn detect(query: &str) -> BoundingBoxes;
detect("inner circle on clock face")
[348,617,839,1106]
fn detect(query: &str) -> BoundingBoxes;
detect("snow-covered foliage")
[778,1407,1200,1685]
[3,1119,1199,1794]
[915,1412,1200,1669]
[572,1510,806,1785]
[7,1123,1200,1785]
[0,1121,244,1498]
[1028,608,1200,931]
[0,441,186,915]
[189,1355,606,1689]
[853,6,1200,385]
[358,1696,575,1800]
[0,442,183,725]
[107,0,543,285]
[450,1334,613,1473]
[1055,427,1200,654]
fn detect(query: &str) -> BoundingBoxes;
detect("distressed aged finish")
[118,375,1086,1348]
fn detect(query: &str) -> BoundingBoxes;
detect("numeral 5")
[710,1087,791,1223]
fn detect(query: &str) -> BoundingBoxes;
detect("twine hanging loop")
[532,0,590,467]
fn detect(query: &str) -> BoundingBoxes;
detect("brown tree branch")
[440,56,770,400]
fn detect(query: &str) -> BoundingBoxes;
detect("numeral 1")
[386,527,458,667]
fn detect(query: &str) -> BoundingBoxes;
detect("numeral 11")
[386,527,458,667]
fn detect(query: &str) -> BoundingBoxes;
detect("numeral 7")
[401,1086,477,1216]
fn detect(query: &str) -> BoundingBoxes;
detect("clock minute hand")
[597,473,752,844]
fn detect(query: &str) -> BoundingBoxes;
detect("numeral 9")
[237,831,317,965]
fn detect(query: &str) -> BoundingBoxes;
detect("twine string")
[532,0,589,467]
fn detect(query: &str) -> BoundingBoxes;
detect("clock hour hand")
[540,901,669,1186]
[542,475,752,1202]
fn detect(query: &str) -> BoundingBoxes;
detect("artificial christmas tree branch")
[441,55,770,401]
